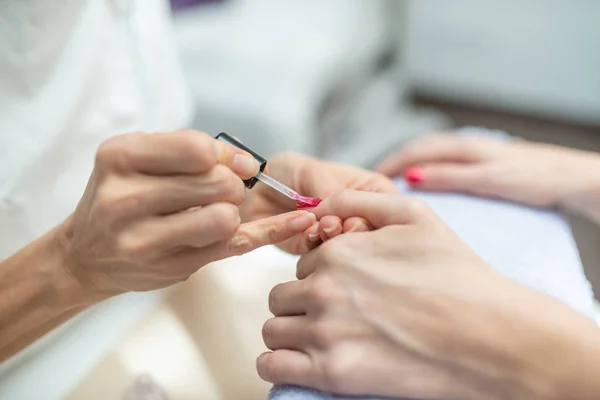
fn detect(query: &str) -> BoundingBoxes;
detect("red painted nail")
[295,195,322,210]
[405,166,424,184]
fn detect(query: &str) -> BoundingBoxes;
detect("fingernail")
[323,226,336,234]
[348,221,367,233]
[308,233,321,242]
[405,166,424,184]
[289,212,317,231]
[233,154,259,178]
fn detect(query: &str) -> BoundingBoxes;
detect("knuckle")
[331,189,355,210]
[96,135,123,160]
[310,321,337,349]
[95,134,132,170]
[337,235,366,259]
[208,203,241,237]
[227,234,252,256]
[263,223,288,245]
[268,284,283,314]
[114,232,146,259]
[318,352,353,393]
[306,273,341,308]
[258,353,282,383]
[95,182,140,219]
[405,198,431,218]
[182,130,217,171]
[211,165,245,203]
[261,318,276,347]
[317,239,344,265]
[295,257,310,280]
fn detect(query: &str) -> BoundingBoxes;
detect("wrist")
[521,326,600,400]
[51,217,112,309]
[0,220,108,361]
[558,150,600,223]
[451,278,600,400]
[499,288,600,400]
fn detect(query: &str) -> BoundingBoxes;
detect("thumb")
[222,211,317,257]
[312,190,427,228]
[405,164,486,193]
[213,138,260,180]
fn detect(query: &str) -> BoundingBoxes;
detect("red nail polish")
[293,194,322,210]
[405,166,424,184]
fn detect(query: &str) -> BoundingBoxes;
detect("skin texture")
[243,151,396,254]
[257,190,600,400]
[0,130,317,362]
[376,133,600,224]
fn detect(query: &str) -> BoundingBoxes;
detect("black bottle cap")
[215,132,267,189]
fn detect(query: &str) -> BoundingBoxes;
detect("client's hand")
[244,152,397,254]
[257,190,600,400]
[376,133,600,222]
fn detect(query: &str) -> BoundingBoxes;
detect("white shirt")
[0,0,193,397]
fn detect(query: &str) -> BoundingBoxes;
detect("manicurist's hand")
[60,131,317,295]
[244,152,397,254]
[0,130,319,362]
[377,133,600,223]
[257,190,600,400]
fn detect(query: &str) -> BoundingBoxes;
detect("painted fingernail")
[405,166,424,184]
[233,153,259,177]
[289,212,317,231]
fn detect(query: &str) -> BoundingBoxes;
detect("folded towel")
[269,128,596,400]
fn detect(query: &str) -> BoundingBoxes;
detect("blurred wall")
[406,0,600,126]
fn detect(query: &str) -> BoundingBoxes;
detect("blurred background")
[169,0,600,290]
[68,0,600,399]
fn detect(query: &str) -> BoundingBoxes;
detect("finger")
[274,223,321,255]
[269,280,308,316]
[348,175,398,194]
[214,138,261,179]
[306,223,321,244]
[221,211,317,257]
[121,166,246,217]
[163,211,318,277]
[297,246,344,280]
[98,130,216,174]
[375,133,487,176]
[124,203,241,258]
[318,216,343,241]
[262,316,311,350]
[405,163,488,193]
[99,130,258,178]
[313,190,431,228]
[256,350,314,386]
[342,217,372,233]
